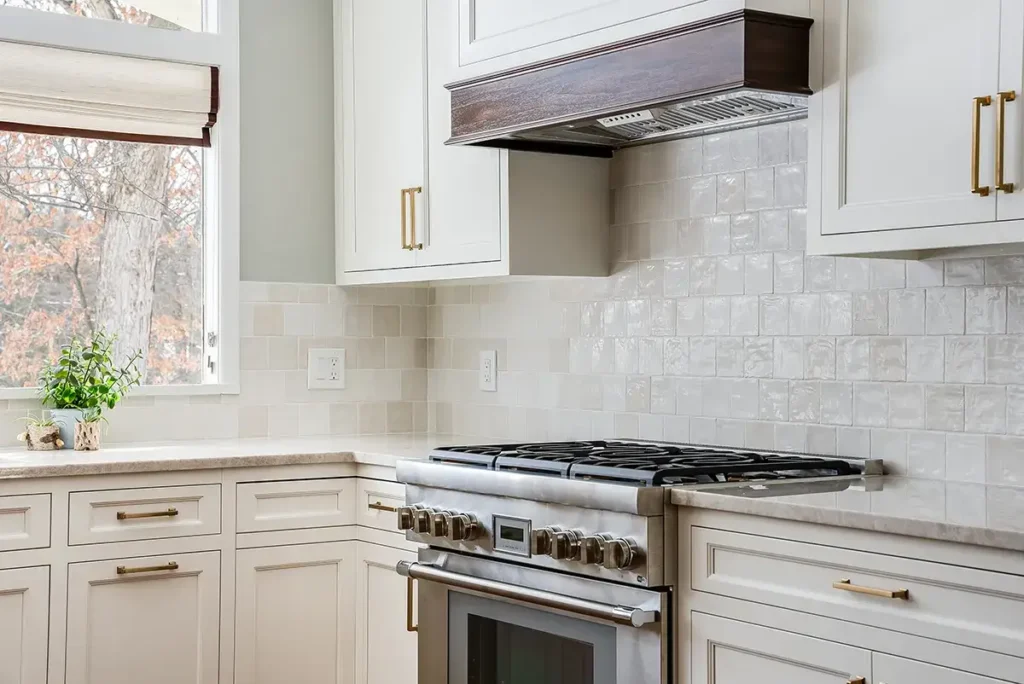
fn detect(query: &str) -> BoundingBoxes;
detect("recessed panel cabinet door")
[996,0,1024,220]
[818,0,1000,235]
[65,552,220,684]
[0,566,48,684]
[338,0,424,272]
[873,653,1002,684]
[355,544,417,684]
[690,612,871,684]
[235,542,356,684]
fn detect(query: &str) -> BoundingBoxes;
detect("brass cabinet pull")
[116,561,179,575]
[847,678,866,684]
[400,187,423,251]
[997,90,1017,193]
[367,501,398,513]
[973,95,993,196]
[116,507,178,521]
[833,578,909,600]
[406,576,418,632]
[401,188,410,250]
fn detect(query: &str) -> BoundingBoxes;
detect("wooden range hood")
[446,10,814,158]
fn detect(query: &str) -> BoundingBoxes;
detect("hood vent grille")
[447,11,813,157]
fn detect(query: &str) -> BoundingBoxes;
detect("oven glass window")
[467,615,594,684]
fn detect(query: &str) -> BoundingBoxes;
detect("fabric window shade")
[0,40,218,146]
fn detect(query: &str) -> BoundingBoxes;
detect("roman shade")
[0,40,218,146]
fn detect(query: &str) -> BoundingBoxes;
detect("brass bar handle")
[973,95,993,196]
[847,678,866,684]
[407,186,423,251]
[400,188,410,250]
[406,576,418,632]
[367,501,398,513]
[997,90,1017,193]
[116,507,179,521]
[116,561,180,575]
[833,578,909,600]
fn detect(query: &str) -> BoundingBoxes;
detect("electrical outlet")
[479,350,497,392]
[307,348,346,389]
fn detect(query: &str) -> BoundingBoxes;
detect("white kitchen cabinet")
[65,551,220,684]
[690,612,871,684]
[235,542,356,684]
[335,0,609,285]
[808,0,1024,256]
[0,566,49,684]
[355,543,417,684]
[873,653,1003,684]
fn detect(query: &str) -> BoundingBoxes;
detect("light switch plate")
[307,348,346,389]
[479,350,497,392]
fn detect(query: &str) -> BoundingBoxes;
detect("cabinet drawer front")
[354,479,404,532]
[0,494,50,552]
[873,653,1002,684]
[69,485,221,546]
[691,526,1024,658]
[66,551,220,684]
[236,479,354,533]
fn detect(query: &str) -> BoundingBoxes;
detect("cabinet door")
[0,566,48,684]
[355,544,417,684]
[818,0,1000,235]
[996,0,1024,219]
[66,552,220,684]
[337,0,424,273]
[236,542,355,684]
[873,653,1002,684]
[690,612,871,684]
[419,0,503,268]
[456,0,704,72]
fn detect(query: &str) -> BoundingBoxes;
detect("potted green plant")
[39,332,142,450]
[16,414,64,451]
[74,408,106,451]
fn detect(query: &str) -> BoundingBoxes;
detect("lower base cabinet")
[355,544,417,684]
[65,551,221,684]
[235,542,356,684]
[691,612,870,683]
[0,566,49,684]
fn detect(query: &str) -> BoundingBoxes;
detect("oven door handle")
[396,560,659,628]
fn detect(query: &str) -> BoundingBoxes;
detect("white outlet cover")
[307,348,346,390]
[479,350,497,392]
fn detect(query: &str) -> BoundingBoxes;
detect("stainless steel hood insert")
[446,10,814,157]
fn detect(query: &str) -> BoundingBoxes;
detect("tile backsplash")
[428,121,1024,488]
[0,282,428,446]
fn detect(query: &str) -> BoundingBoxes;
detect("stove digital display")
[492,515,531,557]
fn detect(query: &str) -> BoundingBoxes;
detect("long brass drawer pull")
[997,90,1016,193]
[847,678,866,684]
[116,561,179,575]
[116,507,179,520]
[368,501,398,513]
[406,576,418,633]
[405,186,423,251]
[973,95,993,196]
[833,578,908,600]
[401,188,410,250]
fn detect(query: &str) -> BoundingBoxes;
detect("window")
[0,0,238,394]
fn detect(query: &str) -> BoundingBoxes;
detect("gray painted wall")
[240,0,335,284]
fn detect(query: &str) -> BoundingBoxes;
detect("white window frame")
[0,1,240,398]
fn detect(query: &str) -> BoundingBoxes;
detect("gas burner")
[430,440,863,487]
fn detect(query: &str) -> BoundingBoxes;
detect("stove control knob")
[603,538,643,570]
[447,513,479,542]
[430,511,451,538]
[396,506,417,531]
[579,534,613,565]
[550,530,583,561]
[413,508,435,534]
[530,527,560,556]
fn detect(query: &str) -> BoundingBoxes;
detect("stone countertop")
[0,434,481,479]
[671,477,1024,553]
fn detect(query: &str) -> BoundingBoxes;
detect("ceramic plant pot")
[74,421,101,451]
[22,424,63,451]
[50,408,85,450]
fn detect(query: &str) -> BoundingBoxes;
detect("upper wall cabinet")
[808,0,1024,257]
[335,0,610,285]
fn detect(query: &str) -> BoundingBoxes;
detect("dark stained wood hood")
[446,10,814,157]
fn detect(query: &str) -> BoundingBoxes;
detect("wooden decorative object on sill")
[18,425,63,451]
[74,422,101,452]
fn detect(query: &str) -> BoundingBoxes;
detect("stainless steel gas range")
[395,440,881,684]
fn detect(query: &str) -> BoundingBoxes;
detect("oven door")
[399,549,669,684]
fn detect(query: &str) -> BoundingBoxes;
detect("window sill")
[0,383,240,402]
